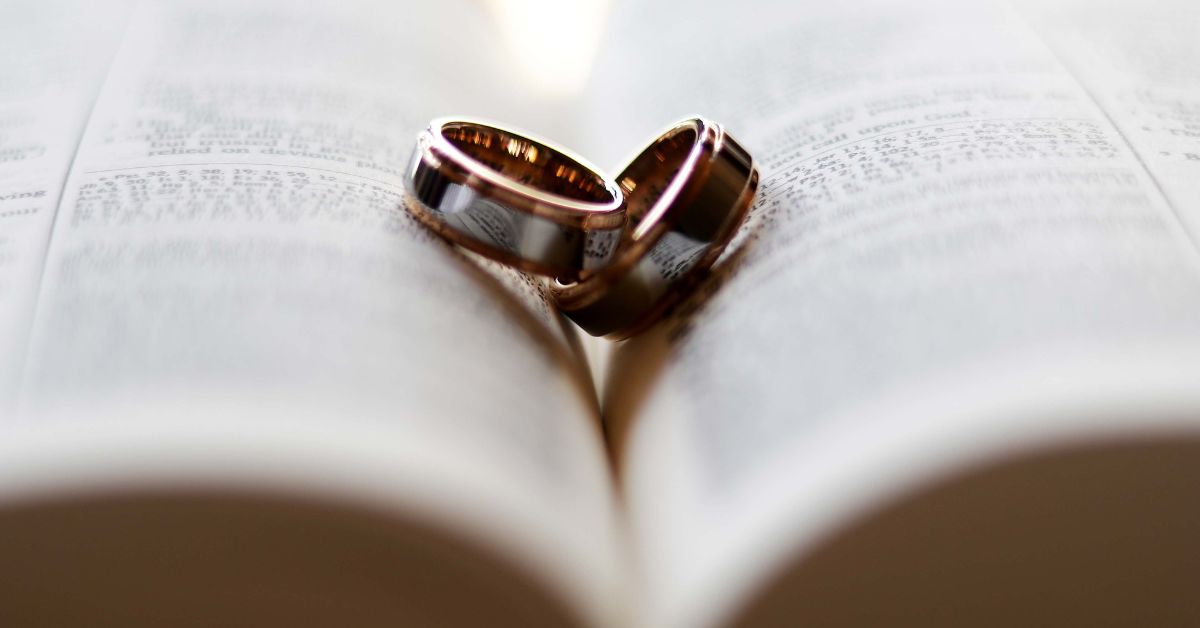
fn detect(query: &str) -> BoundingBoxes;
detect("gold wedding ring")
[552,117,758,339]
[405,118,624,280]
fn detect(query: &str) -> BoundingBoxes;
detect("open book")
[2,0,1199,625]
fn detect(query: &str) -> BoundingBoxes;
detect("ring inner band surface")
[406,119,623,279]
[441,122,612,205]
[622,126,696,233]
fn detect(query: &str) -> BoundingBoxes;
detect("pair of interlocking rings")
[404,116,758,339]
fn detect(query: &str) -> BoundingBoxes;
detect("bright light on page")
[484,0,611,98]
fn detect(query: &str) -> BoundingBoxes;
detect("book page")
[0,2,623,625]
[586,1,1200,626]
[1018,0,1200,232]
[0,1,130,413]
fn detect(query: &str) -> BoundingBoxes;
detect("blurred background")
[483,0,612,99]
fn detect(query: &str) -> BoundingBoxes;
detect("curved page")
[0,2,623,626]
